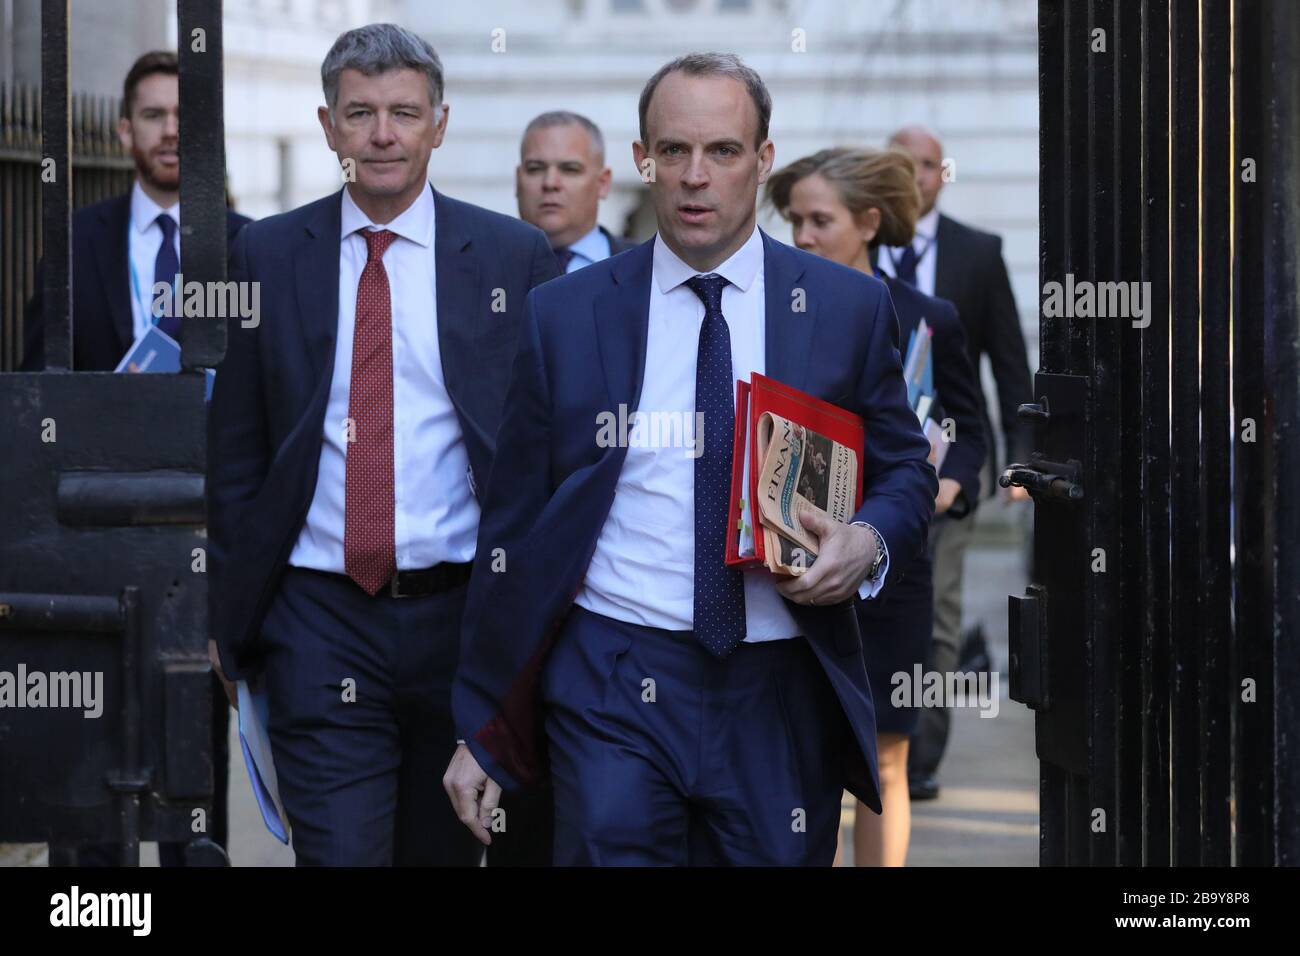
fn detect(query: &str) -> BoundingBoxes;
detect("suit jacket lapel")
[97,195,134,354]
[593,241,653,420]
[293,190,342,385]
[885,275,919,344]
[432,187,481,432]
[761,230,815,391]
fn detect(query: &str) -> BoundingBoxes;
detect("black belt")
[387,562,472,598]
[295,562,472,599]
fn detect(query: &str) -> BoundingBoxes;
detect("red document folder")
[725,373,866,568]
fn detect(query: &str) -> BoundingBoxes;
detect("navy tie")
[154,213,181,338]
[553,246,575,273]
[685,273,746,659]
[894,243,919,287]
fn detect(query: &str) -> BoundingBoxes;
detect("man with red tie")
[206,23,559,865]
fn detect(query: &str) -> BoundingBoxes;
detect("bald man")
[517,111,637,273]
[880,125,1033,801]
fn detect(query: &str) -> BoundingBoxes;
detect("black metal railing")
[0,0,229,865]
[0,82,134,371]
[1031,0,1300,866]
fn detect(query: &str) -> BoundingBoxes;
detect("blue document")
[114,325,181,374]
[901,318,935,410]
[114,326,216,399]
[236,681,291,844]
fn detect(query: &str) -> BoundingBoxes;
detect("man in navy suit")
[507,108,638,866]
[21,50,248,868]
[516,110,637,273]
[445,52,936,866]
[207,23,559,866]
[21,51,250,372]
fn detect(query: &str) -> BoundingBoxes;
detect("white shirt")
[127,181,180,342]
[561,224,612,273]
[288,183,479,572]
[574,227,888,640]
[879,206,940,297]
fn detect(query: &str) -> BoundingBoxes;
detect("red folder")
[725,373,866,568]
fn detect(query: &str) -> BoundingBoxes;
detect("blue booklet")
[114,326,215,400]
[901,319,950,470]
[236,681,291,845]
[901,318,935,411]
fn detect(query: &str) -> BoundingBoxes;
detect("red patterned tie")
[344,229,399,596]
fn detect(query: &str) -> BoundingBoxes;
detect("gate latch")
[999,452,1084,502]
[997,391,1087,502]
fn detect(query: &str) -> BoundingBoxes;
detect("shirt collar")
[130,180,179,234]
[565,224,607,263]
[341,181,435,248]
[653,225,763,296]
[914,206,940,243]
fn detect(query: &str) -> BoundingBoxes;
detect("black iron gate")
[0,0,229,864]
[1011,0,1300,865]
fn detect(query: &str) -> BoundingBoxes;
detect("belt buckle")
[388,572,406,599]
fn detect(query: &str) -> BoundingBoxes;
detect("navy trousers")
[543,606,849,866]
[260,567,483,867]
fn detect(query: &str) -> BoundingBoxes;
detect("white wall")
[5,0,1041,371]
[397,0,1041,366]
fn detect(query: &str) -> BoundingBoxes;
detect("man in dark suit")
[21,50,248,868]
[506,108,637,866]
[206,24,559,866]
[445,53,936,866]
[22,51,250,372]
[516,110,637,274]
[880,125,1035,800]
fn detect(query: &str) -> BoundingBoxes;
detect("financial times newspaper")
[753,410,858,575]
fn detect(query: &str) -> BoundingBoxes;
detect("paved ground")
[910,498,1037,866]
[3,500,1038,868]
[839,497,1039,866]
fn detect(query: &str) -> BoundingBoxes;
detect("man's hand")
[935,478,963,514]
[443,743,502,846]
[1001,483,1030,503]
[208,639,238,710]
[775,506,876,607]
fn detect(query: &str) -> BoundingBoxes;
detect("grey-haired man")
[207,23,560,865]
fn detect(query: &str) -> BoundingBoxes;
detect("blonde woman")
[766,147,987,866]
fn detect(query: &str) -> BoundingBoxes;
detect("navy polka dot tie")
[685,273,746,659]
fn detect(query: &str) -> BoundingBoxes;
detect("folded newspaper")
[753,411,859,575]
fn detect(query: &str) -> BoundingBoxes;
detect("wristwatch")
[857,522,886,583]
